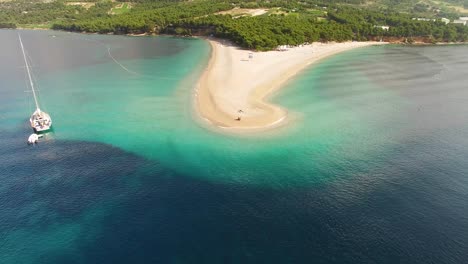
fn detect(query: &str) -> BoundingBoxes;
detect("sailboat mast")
[18,34,40,111]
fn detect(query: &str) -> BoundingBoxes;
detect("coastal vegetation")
[1,0,468,49]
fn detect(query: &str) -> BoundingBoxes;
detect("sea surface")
[1,30,467,264]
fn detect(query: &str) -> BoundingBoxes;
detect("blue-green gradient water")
[1,30,467,263]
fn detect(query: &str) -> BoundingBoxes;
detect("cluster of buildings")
[373,16,468,33]
[413,17,468,26]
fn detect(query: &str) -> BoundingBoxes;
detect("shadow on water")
[1,127,467,264]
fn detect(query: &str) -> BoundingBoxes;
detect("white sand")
[195,39,385,131]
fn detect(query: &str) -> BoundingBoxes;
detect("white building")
[453,20,467,26]
[413,18,436,22]
[440,18,450,24]
[374,25,390,31]
[459,17,468,21]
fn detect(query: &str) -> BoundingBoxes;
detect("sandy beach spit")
[195,39,386,131]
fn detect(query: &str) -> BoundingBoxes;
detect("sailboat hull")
[30,109,52,132]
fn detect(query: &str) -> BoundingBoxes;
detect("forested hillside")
[1,0,467,50]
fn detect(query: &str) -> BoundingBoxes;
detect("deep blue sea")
[1,30,467,264]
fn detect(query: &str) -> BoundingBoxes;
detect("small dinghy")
[27,133,39,145]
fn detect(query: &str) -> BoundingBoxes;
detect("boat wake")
[106,46,140,75]
[77,36,141,75]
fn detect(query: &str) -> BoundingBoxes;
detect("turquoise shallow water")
[1,30,468,263]
[15,32,406,186]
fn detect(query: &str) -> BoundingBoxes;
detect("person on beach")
[236,110,244,121]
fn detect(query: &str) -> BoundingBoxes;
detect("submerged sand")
[195,39,385,131]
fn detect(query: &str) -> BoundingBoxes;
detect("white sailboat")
[19,34,52,132]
